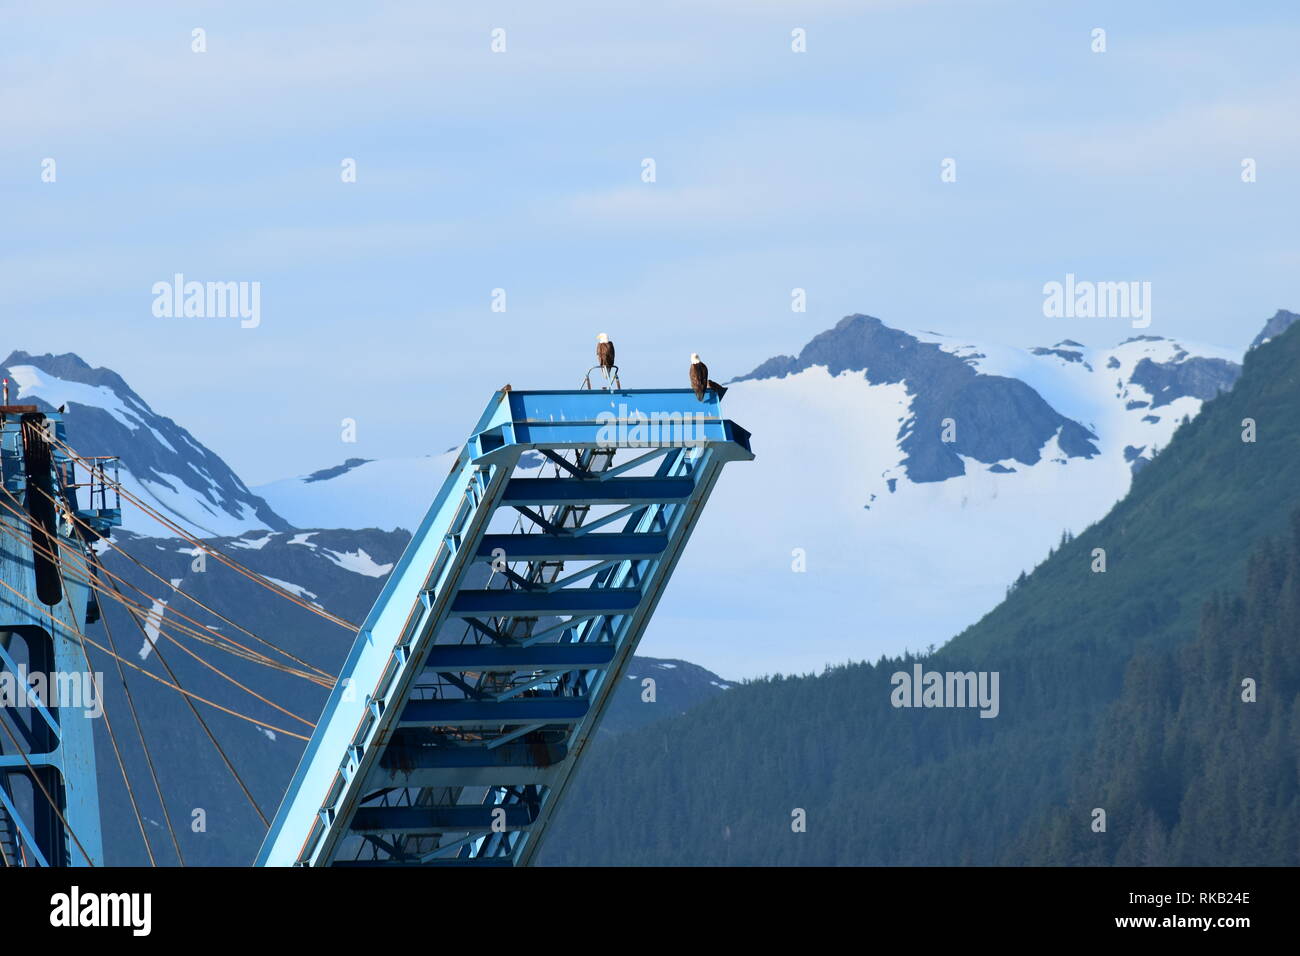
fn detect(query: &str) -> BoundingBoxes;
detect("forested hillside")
[1019,514,1300,865]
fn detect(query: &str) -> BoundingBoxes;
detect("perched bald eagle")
[689,353,728,401]
[596,333,615,371]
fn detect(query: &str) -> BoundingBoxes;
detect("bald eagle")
[689,353,728,401]
[596,333,615,371]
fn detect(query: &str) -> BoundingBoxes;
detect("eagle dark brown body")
[689,356,727,401]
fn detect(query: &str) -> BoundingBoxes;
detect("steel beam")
[351,804,538,834]
[422,643,615,671]
[475,532,668,561]
[379,741,568,770]
[448,587,642,617]
[501,476,694,505]
[398,696,589,726]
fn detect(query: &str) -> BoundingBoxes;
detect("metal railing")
[59,455,121,513]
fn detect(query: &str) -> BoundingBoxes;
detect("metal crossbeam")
[351,804,538,834]
[422,643,615,670]
[475,532,669,561]
[258,387,752,867]
[398,696,590,725]
[448,588,643,617]
[501,476,694,505]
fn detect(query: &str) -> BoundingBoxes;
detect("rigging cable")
[3,545,281,823]
[100,569,274,825]
[0,502,322,725]
[0,574,310,743]
[0,497,329,693]
[45,432,355,630]
[49,549,156,866]
[39,483,333,681]
[96,580,186,865]
[4,487,317,679]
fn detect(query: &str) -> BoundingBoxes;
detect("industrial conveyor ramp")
[258,388,753,866]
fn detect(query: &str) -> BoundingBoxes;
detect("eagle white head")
[597,333,609,343]
[690,353,701,363]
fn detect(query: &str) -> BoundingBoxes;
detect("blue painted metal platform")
[258,388,752,866]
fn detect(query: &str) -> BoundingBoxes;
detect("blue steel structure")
[259,387,752,866]
[0,406,120,867]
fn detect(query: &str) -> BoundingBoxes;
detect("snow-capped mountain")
[737,315,1242,481]
[653,313,1252,676]
[240,311,1268,677]
[908,327,1241,477]
[0,351,289,536]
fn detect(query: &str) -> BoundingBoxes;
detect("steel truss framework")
[258,388,753,866]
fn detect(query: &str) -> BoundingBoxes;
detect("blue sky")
[3,0,1297,483]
